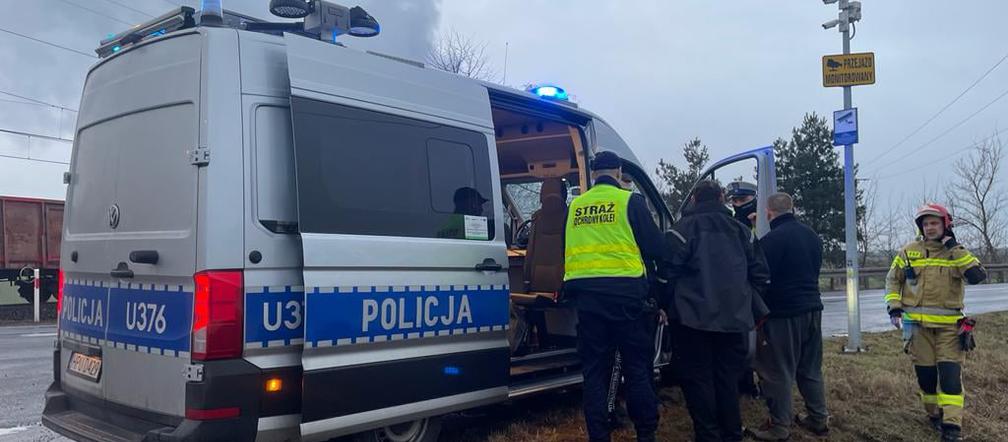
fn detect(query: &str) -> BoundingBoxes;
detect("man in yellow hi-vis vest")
[886,203,987,442]
[564,151,664,442]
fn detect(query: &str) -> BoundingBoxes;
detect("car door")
[283,35,510,441]
[681,146,777,237]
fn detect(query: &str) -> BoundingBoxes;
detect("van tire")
[352,416,442,442]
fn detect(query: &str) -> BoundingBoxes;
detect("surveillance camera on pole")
[822,0,866,353]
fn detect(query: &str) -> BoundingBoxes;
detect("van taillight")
[56,269,65,317]
[192,270,244,361]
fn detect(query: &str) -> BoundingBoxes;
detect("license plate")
[68,352,102,382]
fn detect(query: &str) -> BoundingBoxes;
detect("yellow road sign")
[822,52,875,87]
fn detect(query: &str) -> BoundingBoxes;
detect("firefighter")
[886,203,987,442]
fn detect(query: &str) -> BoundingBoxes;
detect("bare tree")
[947,136,1006,261]
[427,28,496,81]
[857,180,887,266]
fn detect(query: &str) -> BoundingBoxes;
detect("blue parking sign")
[833,108,858,146]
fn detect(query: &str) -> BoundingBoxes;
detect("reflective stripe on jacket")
[884,240,982,327]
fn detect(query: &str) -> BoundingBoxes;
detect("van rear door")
[284,35,510,441]
[60,32,201,420]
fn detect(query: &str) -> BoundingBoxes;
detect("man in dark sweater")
[749,193,830,441]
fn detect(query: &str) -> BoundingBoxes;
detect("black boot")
[928,416,942,433]
[941,424,961,442]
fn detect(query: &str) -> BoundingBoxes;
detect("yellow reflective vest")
[563,184,644,281]
[884,240,982,327]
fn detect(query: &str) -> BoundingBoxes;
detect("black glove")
[888,308,903,329]
[957,317,976,352]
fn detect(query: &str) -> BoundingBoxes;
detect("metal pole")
[840,12,863,352]
[33,268,41,323]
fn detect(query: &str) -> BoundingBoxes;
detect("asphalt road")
[0,325,66,441]
[821,283,1008,337]
[1,283,1005,441]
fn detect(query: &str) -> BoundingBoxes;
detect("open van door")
[284,35,510,441]
[680,146,777,237]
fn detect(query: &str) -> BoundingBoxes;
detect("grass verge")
[445,311,1008,442]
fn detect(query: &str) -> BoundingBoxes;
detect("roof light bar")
[529,85,569,101]
[96,7,196,58]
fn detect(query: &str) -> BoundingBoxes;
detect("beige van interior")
[492,107,586,355]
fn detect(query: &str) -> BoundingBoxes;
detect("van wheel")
[353,416,442,442]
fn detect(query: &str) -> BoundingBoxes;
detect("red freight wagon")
[0,196,63,303]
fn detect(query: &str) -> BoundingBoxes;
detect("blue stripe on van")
[304,285,509,347]
[245,287,305,348]
[60,282,192,356]
[106,285,192,354]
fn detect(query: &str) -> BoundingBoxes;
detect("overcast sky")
[2,0,1006,212]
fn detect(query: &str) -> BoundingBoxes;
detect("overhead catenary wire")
[99,0,159,19]
[863,50,1008,168]
[872,126,1008,182]
[54,0,134,26]
[0,90,78,112]
[0,26,95,58]
[0,153,68,165]
[0,127,74,143]
[886,86,1008,159]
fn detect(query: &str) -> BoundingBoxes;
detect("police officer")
[726,180,761,398]
[564,151,664,442]
[726,181,758,229]
[886,203,987,442]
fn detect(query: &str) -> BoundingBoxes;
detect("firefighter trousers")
[908,325,964,427]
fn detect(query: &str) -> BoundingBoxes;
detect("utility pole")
[822,0,865,352]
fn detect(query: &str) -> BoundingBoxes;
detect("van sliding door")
[284,35,510,441]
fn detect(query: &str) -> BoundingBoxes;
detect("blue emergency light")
[530,85,569,101]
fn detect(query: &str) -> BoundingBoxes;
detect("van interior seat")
[521,177,567,298]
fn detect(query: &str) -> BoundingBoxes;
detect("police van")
[42,3,777,441]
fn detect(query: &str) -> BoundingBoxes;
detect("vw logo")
[108,204,120,229]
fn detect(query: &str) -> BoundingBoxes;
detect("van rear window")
[290,97,495,240]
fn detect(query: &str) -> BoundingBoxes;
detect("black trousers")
[671,323,748,442]
[577,310,658,442]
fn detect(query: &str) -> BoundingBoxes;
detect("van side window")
[290,97,495,240]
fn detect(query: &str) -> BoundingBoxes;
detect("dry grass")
[443,311,1008,442]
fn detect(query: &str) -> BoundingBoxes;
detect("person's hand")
[747,212,757,223]
[889,309,903,329]
[656,309,668,326]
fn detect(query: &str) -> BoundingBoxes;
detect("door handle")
[129,250,159,265]
[110,262,134,278]
[474,258,503,272]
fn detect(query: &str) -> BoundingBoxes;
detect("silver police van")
[42,3,776,441]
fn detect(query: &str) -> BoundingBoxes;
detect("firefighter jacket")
[884,239,986,328]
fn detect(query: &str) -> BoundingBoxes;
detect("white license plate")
[68,352,102,382]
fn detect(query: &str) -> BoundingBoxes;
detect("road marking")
[20,332,56,338]
[0,426,29,436]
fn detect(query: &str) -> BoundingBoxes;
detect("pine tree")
[655,138,710,214]
[776,113,863,267]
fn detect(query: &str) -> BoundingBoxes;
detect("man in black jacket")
[749,192,830,441]
[665,179,770,442]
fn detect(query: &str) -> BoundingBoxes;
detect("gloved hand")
[889,309,903,329]
[656,309,668,326]
[957,317,977,351]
